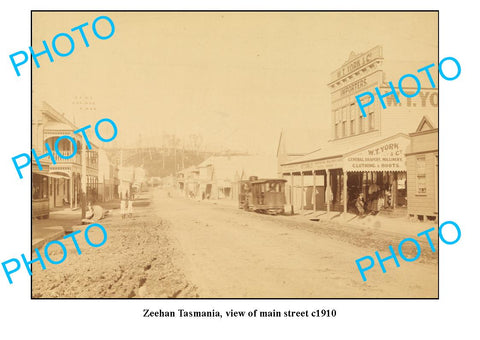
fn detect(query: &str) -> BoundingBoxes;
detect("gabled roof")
[39,101,99,148]
[40,101,78,130]
[276,128,326,157]
[415,115,438,132]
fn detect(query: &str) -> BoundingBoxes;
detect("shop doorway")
[347,171,407,215]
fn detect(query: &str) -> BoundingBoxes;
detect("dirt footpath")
[159,190,438,298]
[32,208,197,298]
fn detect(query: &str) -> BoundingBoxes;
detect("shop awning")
[280,133,410,173]
[40,172,70,179]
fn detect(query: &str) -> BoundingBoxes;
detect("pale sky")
[32,11,438,155]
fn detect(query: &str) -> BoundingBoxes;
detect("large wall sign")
[344,135,410,172]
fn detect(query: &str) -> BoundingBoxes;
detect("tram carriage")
[238,177,287,215]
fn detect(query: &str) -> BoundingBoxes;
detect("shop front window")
[334,110,340,139]
[417,176,426,194]
[368,110,375,130]
[32,174,48,200]
[350,104,356,136]
[416,156,426,194]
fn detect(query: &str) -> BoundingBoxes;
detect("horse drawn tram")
[238,177,287,215]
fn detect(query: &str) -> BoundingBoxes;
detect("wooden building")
[32,101,99,218]
[278,46,438,216]
[406,116,438,221]
[177,156,278,200]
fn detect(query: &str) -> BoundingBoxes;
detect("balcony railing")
[50,151,97,169]
[53,153,81,165]
[87,160,98,170]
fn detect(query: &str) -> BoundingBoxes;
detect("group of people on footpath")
[355,190,392,218]
[120,191,134,219]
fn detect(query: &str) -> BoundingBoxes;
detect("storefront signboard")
[344,135,410,172]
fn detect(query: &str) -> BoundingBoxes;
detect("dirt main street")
[160,190,438,298]
[32,188,438,298]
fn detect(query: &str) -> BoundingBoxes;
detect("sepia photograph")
[31,11,439,298]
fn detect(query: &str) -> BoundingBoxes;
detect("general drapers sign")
[344,136,410,172]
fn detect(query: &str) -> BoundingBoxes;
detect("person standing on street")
[355,192,365,217]
[127,195,133,218]
[120,192,127,219]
